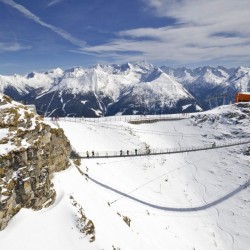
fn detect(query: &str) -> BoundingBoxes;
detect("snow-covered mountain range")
[0,63,249,117]
[161,66,250,109]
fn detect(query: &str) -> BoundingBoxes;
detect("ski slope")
[0,104,250,250]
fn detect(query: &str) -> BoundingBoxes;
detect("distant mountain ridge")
[0,62,249,117]
[161,66,250,109]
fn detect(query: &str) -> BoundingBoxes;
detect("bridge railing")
[75,139,250,159]
[47,113,191,124]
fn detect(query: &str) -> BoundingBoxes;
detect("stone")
[0,94,72,230]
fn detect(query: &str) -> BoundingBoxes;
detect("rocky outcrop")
[0,94,71,230]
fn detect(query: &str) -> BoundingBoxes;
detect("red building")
[235,92,250,103]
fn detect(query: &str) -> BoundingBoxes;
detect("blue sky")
[0,0,250,74]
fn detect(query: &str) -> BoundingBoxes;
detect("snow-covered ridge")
[161,65,250,110]
[1,63,249,95]
[0,63,161,99]
[0,63,250,117]
[0,63,199,117]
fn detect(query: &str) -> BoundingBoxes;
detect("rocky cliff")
[0,94,71,230]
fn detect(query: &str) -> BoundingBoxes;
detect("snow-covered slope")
[107,67,199,115]
[1,103,249,250]
[162,66,232,87]
[161,66,227,109]
[227,66,250,92]
[161,66,250,110]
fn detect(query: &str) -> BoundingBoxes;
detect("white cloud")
[144,0,250,26]
[0,42,31,52]
[82,0,250,66]
[47,0,63,7]
[0,0,86,48]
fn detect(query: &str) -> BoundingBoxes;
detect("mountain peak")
[64,67,85,78]
[236,66,250,72]
[133,61,154,70]
[45,67,64,75]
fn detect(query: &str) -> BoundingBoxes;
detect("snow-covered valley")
[0,103,250,250]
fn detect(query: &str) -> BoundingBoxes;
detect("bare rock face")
[0,94,71,230]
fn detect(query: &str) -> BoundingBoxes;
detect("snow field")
[58,114,249,249]
[0,106,250,250]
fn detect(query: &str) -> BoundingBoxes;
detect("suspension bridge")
[48,115,250,160]
[71,139,250,159]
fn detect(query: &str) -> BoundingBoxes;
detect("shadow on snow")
[88,175,250,212]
